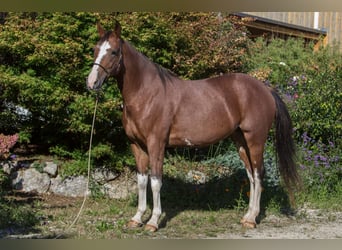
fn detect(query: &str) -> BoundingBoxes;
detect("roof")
[232,12,327,39]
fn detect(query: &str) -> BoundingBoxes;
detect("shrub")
[298,132,341,191]
[0,133,18,159]
[0,12,250,176]
[243,37,341,144]
[290,45,342,143]
[242,37,313,85]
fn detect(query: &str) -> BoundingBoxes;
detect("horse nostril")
[86,77,96,90]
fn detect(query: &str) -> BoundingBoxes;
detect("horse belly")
[168,113,237,147]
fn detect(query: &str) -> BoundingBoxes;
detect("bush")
[0,12,250,175]
[298,132,341,192]
[113,12,249,79]
[243,37,341,144]
[243,37,342,207]
[290,46,342,143]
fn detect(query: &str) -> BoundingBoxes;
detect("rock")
[2,162,13,174]
[92,168,119,184]
[186,170,207,184]
[50,175,89,197]
[4,159,136,199]
[43,161,58,177]
[12,168,50,193]
[101,178,136,199]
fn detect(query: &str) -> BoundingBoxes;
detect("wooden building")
[233,12,342,51]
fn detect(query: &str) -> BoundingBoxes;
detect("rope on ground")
[55,96,99,238]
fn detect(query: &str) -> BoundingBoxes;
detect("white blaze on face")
[87,40,111,88]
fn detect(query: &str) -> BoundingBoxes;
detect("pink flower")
[0,133,19,158]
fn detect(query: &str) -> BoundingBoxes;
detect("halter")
[93,40,123,77]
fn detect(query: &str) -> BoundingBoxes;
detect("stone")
[2,162,13,174]
[92,168,119,184]
[49,175,89,197]
[12,168,50,193]
[101,178,136,199]
[43,161,58,177]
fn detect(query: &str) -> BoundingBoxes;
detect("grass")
[0,174,341,239]
[0,141,341,238]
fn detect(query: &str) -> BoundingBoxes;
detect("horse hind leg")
[243,132,266,228]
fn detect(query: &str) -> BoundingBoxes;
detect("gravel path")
[214,209,342,239]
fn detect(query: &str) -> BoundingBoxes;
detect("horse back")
[166,73,275,147]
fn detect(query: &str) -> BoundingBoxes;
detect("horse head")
[87,21,123,90]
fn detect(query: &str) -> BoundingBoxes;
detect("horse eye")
[112,50,118,56]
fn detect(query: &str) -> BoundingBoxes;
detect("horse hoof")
[127,220,143,229]
[144,224,158,232]
[242,221,256,228]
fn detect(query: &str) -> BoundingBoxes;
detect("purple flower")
[314,155,320,167]
[323,162,330,168]
[302,132,312,145]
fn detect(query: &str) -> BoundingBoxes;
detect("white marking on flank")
[184,138,193,146]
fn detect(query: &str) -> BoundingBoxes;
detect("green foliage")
[291,46,342,143]
[243,37,314,84]
[0,13,99,148]
[243,37,341,208]
[114,12,249,79]
[60,158,89,178]
[243,37,341,144]
[0,12,250,176]
[0,167,10,189]
[297,132,341,197]
[18,130,31,144]
[0,200,41,229]
[0,167,41,230]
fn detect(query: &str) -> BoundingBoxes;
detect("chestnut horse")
[87,22,299,232]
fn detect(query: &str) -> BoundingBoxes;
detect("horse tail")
[271,90,301,195]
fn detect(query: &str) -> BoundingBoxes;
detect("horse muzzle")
[86,70,108,91]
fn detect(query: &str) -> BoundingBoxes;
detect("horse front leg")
[127,143,149,228]
[144,137,165,232]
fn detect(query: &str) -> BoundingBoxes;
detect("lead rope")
[55,95,99,238]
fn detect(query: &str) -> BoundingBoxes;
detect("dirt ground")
[214,209,342,239]
[2,191,342,239]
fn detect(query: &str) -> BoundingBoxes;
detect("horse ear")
[114,20,121,37]
[97,22,105,37]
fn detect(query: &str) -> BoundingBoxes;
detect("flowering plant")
[0,133,19,159]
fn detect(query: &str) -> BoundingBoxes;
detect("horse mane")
[126,39,178,85]
[154,63,178,85]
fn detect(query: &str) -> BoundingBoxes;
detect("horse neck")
[117,42,156,104]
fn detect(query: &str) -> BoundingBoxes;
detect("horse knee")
[137,173,148,189]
